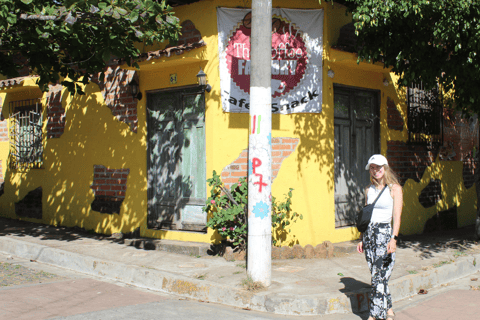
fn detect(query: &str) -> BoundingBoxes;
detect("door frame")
[333,83,381,228]
[145,84,207,232]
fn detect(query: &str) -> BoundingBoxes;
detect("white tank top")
[367,185,394,223]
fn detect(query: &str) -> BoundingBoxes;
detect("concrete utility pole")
[247,0,272,286]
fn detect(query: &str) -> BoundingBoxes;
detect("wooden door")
[334,86,380,227]
[147,87,206,231]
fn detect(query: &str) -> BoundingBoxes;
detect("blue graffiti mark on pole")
[267,133,272,147]
[248,159,253,176]
[253,201,269,219]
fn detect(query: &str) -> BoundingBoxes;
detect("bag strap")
[370,185,388,207]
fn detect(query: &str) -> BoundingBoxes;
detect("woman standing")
[357,154,403,320]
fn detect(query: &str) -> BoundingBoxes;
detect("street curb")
[324,253,480,314]
[0,237,328,315]
[122,238,211,257]
[1,236,479,316]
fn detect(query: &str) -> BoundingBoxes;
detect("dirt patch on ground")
[0,262,67,287]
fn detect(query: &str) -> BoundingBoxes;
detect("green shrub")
[204,171,302,251]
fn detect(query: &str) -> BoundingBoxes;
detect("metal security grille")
[407,82,443,146]
[9,99,43,170]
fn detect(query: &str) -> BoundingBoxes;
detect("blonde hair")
[370,165,401,188]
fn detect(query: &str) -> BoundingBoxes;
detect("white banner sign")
[217,7,323,114]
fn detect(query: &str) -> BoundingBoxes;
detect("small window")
[9,99,43,170]
[407,82,443,146]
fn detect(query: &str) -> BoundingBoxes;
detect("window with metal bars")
[407,82,443,146]
[9,99,43,170]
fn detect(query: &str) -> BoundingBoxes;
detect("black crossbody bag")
[356,185,387,233]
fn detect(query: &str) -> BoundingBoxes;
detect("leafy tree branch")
[0,0,182,94]
[323,0,480,112]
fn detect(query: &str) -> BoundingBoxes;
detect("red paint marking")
[252,157,262,174]
[356,293,370,311]
[357,293,364,310]
[254,173,268,192]
[252,115,256,134]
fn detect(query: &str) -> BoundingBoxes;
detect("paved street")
[1,251,480,320]
[0,253,297,320]
[392,273,480,320]
[0,253,169,320]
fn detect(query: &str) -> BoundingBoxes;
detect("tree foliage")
[0,0,181,94]
[325,0,480,111]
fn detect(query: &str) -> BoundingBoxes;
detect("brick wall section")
[177,20,202,46]
[418,179,442,208]
[441,110,479,189]
[222,150,248,189]
[331,22,357,53]
[221,137,299,189]
[387,97,404,131]
[93,66,138,133]
[90,165,130,200]
[386,140,438,185]
[387,140,477,208]
[90,165,130,214]
[387,140,442,210]
[463,158,477,189]
[442,110,479,161]
[0,96,7,143]
[46,84,66,139]
[16,187,42,219]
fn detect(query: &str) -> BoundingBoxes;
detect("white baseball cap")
[365,154,388,170]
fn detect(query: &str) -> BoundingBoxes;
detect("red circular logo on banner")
[225,14,308,98]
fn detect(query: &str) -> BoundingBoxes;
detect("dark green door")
[334,86,380,227]
[147,87,206,231]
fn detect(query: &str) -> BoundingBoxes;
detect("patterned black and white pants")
[363,222,396,319]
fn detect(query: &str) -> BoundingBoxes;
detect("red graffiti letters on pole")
[254,173,268,192]
[252,157,262,174]
[251,157,267,192]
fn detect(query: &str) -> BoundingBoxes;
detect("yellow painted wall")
[0,92,8,181]
[401,159,477,235]
[0,0,476,246]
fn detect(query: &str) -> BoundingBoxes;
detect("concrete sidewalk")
[0,217,479,316]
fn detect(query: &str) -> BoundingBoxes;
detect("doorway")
[334,85,380,227]
[146,86,207,231]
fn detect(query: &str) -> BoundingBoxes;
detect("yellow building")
[0,0,477,246]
